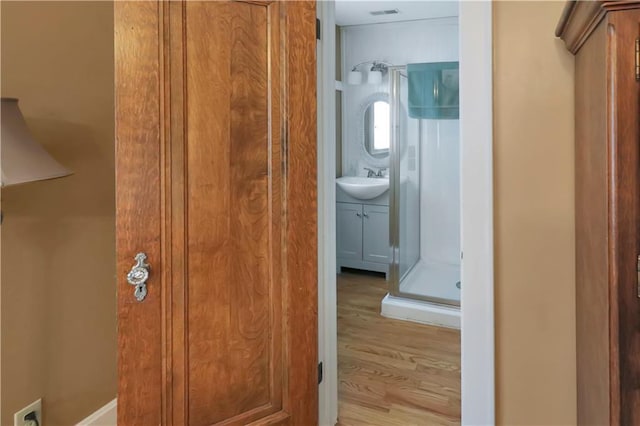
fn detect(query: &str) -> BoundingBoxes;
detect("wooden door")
[115,1,318,425]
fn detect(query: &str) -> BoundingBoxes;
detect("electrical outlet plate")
[14,398,42,426]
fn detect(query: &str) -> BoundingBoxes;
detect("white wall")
[341,17,460,267]
[421,120,460,264]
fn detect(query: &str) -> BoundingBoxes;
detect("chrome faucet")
[364,167,387,178]
[364,167,377,178]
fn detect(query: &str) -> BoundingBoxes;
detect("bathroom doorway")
[317,1,494,425]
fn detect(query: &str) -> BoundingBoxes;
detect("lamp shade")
[1,98,72,187]
[368,70,383,85]
[347,71,362,85]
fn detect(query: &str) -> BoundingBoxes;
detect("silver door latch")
[127,252,150,302]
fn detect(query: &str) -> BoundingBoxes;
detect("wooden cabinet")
[556,2,640,424]
[337,202,390,276]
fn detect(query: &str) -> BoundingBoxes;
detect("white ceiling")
[335,1,458,26]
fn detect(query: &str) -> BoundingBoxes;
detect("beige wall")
[494,1,576,424]
[1,2,116,425]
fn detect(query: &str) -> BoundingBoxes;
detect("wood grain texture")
[166,2,186,424]
[336,272,460,426]
[608,10,640,425]
[185,3,278,424]
[556,0,640,53]
[284,2,319,424]
[116,1,317,424]
[573,18,611,426]
[567,4,640,424]
[115,3,163,425]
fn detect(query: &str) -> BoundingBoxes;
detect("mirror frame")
[358,92,390,168]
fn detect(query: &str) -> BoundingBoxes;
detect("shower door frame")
[388,66,461,307]
[388,65,404,293]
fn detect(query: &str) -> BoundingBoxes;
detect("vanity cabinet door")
[363,204,390,263]
[337,202,363,261]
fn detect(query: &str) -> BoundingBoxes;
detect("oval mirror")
[363,99,390,159]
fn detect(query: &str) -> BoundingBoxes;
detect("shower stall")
[385,66,461,313]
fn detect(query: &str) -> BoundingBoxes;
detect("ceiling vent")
[369,9,399,16]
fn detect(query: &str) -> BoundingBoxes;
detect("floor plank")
[337,271,461,425]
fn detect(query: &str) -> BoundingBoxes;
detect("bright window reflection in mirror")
[373,101,390,151]
[364,99,390,158]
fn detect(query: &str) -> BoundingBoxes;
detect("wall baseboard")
[76,399,116,426]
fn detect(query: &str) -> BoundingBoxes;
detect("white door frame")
[316,1,339,423]
[317,2,494,425]
[458,1,494,424]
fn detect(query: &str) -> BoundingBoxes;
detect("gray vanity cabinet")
[336,202,363,261]
[362,204,390,264]
[336,201,390,277]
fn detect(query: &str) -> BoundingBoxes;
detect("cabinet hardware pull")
[635,38,639,81]
[637,255,640,298]
[127,252,150,302]
[356,213,362,217]
[363,213,369,218]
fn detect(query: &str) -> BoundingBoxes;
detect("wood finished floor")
[337,271,461,426]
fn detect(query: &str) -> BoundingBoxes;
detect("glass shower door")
[389,68,421,288]
[389,66,461,307]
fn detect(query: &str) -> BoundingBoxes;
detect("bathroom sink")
[336,176,389,200]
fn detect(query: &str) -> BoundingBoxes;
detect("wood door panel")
[184,2,282,424]
[116,1,317,425]
[574,18,611,426]
[115,3,163,425]
[282,2,318,423]
[610,10,640,425]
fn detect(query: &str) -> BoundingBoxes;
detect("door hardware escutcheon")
[127,252,150,302]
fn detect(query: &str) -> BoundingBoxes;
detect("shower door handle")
[127,252,150,302]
